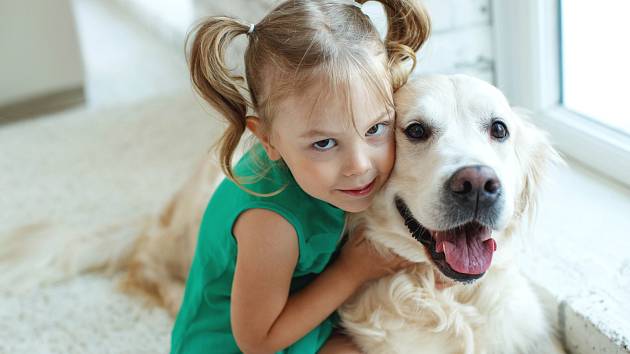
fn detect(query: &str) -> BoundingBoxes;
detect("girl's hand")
[334,226,414,285]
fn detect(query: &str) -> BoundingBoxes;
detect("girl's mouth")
[338,178,376,197]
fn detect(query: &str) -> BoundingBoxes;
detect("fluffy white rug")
[0,91,221,354]
[0,274,172,354]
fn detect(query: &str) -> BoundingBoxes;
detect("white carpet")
[0,91,222,354]
[0,274,172,354]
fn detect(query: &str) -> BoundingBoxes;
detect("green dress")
[171,144,346,354]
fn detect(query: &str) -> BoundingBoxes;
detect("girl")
[172,0,430,353]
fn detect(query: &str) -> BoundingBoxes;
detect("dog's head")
[377,74,558,283]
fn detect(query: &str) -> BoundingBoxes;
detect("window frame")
[492,0,630,188]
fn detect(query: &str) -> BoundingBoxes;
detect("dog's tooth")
[480,227,492,241]
[436,241,445,253]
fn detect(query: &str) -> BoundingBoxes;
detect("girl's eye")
[366,123,389,137]
[312,138,337,151]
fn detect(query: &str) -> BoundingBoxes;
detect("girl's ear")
[245,116,282,161]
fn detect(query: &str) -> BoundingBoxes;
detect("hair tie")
[343,0,363,9]
[247,23,255,35]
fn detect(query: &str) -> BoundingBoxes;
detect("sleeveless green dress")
[171,144,346,354]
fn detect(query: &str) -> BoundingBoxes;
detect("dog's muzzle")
[394,165,504,283]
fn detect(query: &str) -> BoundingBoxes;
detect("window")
[561,1,630,136]
[493,0,630,188]
[493,2,630,352]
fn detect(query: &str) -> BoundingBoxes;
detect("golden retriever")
[0,74,563,353]
[338,75,564,353]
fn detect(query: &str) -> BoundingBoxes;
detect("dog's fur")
[338,75,564,353]
[0,75,563,353]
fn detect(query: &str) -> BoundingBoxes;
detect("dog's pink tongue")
[442,231,496,275]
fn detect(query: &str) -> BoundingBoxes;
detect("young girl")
[171,0,430,353]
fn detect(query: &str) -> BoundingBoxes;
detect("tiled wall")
[112,0,495,83]
[361,0,494,83]
[208,0,496,83]
[415,0,494,82]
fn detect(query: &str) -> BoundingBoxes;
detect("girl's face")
[265,78,395,212]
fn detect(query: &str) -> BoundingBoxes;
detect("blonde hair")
[187,0,431,186]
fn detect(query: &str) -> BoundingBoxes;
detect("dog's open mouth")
[395,196,497,282]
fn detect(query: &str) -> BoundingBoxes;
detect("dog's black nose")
[448,165,501,207]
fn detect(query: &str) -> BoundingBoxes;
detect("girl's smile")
[336,177,377,197]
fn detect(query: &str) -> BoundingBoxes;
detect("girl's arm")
[231,208,408,354]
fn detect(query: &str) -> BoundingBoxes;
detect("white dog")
[339,75,563,354]
[0,75,563,353]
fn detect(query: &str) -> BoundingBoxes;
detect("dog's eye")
[490,121,509,141]
[404,122,430,141]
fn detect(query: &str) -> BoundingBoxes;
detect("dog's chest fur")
[339,210,553,354]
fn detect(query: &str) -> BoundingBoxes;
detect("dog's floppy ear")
[513,109,563,223]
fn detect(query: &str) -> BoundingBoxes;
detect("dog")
[338,74,564,353]
[0,74,563,353]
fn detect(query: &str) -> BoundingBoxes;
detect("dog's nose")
[448,165,501,207]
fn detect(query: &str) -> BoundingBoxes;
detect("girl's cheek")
[303,159,336,180]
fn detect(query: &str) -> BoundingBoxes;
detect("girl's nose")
[343,149,371,177]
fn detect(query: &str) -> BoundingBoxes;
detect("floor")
[0,1,214,353]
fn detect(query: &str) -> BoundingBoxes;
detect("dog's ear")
[513,109,563,223]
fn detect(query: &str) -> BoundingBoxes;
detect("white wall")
[111,0,495,83]
[356,0,494,82]
[412,0,494,82]
[0,0,84,106]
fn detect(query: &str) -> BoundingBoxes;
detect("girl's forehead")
[276,75,394,131]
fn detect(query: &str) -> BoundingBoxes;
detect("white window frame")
[492,0,630,188]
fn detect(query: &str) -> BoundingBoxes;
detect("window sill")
[532,106,630,189]
[521,156,630,353]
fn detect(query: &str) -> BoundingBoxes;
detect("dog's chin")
[395,196,498,283]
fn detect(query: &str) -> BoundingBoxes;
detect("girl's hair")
[187,0,431,185]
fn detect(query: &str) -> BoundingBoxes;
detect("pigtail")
[186,17,251,183]
[363,0,431,90]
